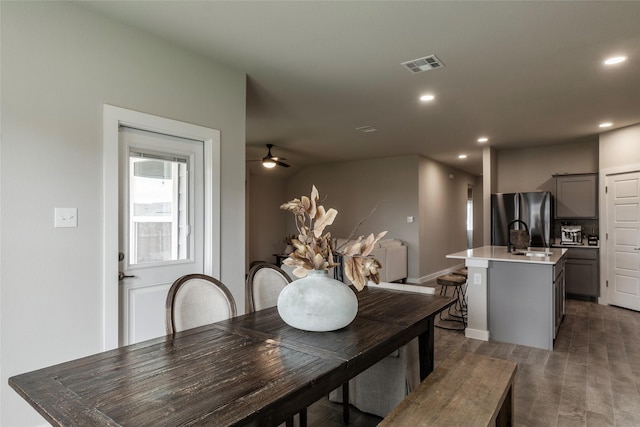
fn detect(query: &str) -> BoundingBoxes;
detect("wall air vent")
[401,55,445,74]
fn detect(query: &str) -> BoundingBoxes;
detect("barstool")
[453,267,468,278]
[436,274,467,330]
[452,267,469,314]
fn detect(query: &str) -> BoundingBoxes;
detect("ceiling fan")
[252,144,290,168]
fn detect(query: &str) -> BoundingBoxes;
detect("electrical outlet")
[55,208,78,228]
[473,273,481,285]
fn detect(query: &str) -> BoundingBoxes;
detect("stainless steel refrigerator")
[491,192,552,248]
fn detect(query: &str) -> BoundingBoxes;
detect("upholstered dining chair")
[244,263,305,427]
[245,262,291,312]
[329,281,436,418]
[165,274,237,334]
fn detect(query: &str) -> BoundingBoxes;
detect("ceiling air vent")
[401,55,445,74]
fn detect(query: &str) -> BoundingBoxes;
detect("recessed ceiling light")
[599,122,613,128]
[477,137,489,143]
[604,56,627,65]
[355,126,377,133]
[420,94,435,102]
[458,154,467,159]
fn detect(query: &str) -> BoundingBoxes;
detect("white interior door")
[119,127,204,345]
[606,171,640,311]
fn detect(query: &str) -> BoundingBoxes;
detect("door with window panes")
[119,127,204,345]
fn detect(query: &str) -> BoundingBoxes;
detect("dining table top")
[10,285,455,427]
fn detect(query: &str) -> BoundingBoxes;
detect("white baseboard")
[408,263,466,284]
[465,328,490,341]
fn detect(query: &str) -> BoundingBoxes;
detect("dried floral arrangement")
[283,234,297,245]
[280,185,387,290]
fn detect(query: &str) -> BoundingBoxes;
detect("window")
[128,152,189,265]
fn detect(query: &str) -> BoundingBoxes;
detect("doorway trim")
[103,105,220,350]
[599,162,640,306]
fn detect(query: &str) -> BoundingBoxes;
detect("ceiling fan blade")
[256,144,291,168]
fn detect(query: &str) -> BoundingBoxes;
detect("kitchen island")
[447,245,567,350]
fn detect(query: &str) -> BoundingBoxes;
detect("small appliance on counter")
[561,225,582,245]
[587,225,598,246]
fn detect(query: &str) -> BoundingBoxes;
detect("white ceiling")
[80,1,640,176]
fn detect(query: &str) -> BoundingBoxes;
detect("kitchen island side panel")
[488,261,554,350]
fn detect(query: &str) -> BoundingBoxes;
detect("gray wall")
[600,123,640,169]
[247,173,288,267]
[418,157,480,281]
[285,156,421,278]
[496,138,599,194]
[1,3,246,425]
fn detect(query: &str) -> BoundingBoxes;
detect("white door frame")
[599,162,640,306]
[103,105,220,350]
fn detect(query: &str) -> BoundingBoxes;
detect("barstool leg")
[438,285,466,330]
[452,285,468,327]
[439,283,448,322]
[436,275,467,331]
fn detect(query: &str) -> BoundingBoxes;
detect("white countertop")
[446,245,567,265]
[551,242,600,249]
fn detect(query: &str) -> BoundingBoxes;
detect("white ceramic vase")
[277,269,358,332]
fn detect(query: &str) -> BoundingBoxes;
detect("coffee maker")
[561,225,582,245]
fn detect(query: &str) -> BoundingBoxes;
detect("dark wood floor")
[292,298,640,427]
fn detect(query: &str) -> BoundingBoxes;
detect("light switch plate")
[55,208,78,228]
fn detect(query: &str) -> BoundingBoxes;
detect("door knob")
[118,272,135,281]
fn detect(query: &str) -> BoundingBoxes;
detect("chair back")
[245,263,291,312]
[166,274,237,334]
[279,263,298,282]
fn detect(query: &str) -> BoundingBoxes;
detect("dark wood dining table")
[10,286,455,427]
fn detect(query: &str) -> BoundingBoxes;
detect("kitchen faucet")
[507,219,530,253]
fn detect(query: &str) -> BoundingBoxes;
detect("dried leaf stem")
[335,201,384,253]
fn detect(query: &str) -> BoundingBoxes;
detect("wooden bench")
[378,351,517,427]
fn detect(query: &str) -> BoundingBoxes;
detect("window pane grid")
[129,155,189,265]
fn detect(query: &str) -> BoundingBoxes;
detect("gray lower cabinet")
[553,261,565,338]
[488,255,566,350]
[565,248,599,299]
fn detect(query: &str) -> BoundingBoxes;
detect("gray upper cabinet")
[554,173,598,219]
